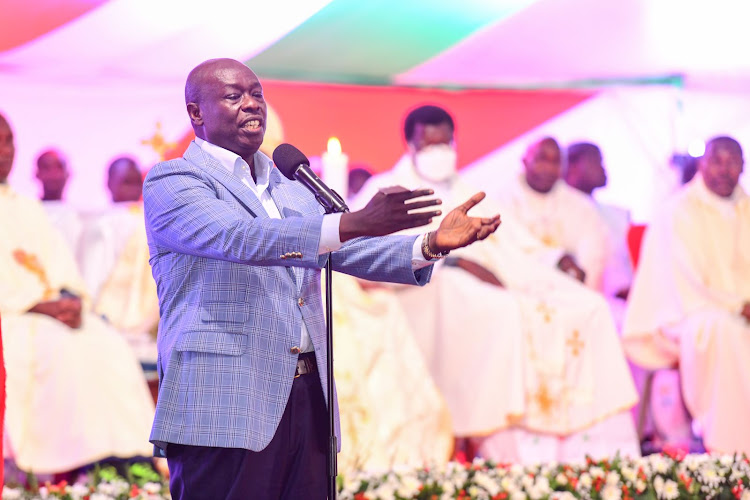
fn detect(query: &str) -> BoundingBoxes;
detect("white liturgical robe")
[41,201,84,262]
[353,156,639,464]
[79,204,159,362]
[623,176,750,455]
[331,273,453,473]
[0,186,155,474]
[495,175,611,292]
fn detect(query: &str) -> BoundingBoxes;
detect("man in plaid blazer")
[143,58,500,500]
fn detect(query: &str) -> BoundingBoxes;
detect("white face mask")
[413,144,457,183]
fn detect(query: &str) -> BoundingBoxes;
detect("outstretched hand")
[339,186,442,241]
[429,192,501,253]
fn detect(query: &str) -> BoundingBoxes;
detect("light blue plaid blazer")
[144,142,432,454]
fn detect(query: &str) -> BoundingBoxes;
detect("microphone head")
[273,143,310,180]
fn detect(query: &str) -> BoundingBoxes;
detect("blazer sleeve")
[325,234,433,286]
[144,160,325,268]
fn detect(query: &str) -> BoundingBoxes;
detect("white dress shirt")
[196,139,433,352]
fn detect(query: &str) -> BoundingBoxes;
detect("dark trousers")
[167,356,329,500]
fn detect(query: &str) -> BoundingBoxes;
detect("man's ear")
[187,103,203,126]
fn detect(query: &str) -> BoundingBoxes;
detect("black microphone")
[273,143,349,214]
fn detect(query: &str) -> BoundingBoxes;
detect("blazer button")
[290,346,301,354]
[298,297,305,306]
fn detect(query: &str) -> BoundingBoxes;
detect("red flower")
[679,473,693,490]
[663,445,687,461]
[594,477,604,492]
[732,482,744,499]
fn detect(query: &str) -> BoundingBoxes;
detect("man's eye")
[253,92,264,99]
[225,94,240,100]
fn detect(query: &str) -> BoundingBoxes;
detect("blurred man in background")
[0,112,155,476]
[624,136,750,456]
[35,149,84,258]
[495,137,610,291]
[564,142,633,307]
[78,156,159,363]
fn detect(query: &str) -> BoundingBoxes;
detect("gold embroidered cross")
[536,301,553,323]
[566,330,584,356]
[532,382,556,416]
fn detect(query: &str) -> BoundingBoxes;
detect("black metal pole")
[325,253,337,500]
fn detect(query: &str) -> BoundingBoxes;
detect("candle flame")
[327,137,342,155]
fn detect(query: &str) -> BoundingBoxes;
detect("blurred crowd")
[0,102,748,479]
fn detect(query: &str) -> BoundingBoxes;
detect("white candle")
[321,137,348,201]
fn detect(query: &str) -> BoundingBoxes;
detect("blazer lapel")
[184,142,269,219]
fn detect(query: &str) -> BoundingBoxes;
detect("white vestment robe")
[79,204,159,362]
[0,186,155,474]
[331,274,453,472]
[623,176,750,455]
[353,157,639,464]
[596,202,635,329]
[495,176,611,291]
[41,201,84,264]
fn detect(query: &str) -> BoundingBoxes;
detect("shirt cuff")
[319,213,344,254]
[411,233,437,270]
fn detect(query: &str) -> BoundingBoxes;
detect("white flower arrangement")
[336,450,750,499]
[4,451,750,499]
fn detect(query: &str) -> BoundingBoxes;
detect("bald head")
[0,113,15,183]
[36,149,69,201]
[107,156,143,203]
[184,58,237,105]
[699,136,744,198]
[522,137,562,194]
[184,58,267,167]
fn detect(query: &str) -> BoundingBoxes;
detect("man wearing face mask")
[353,105,639,464]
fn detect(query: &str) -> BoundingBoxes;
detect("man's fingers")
[399,213,439,230]
[457,191,487,213]
[405,210,441,221]
[478,214,501,225]
[405,199,442,211]
[393,188,438,203]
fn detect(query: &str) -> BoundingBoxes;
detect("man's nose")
[240,94,260,110]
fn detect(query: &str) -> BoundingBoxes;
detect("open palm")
[432,192,501,253]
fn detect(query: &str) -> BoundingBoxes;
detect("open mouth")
[241,119,263,131]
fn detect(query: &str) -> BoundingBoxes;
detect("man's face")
[579,151,607,190]
[409,122,454,154]
[189,62,267,159]
[108,161,143,203]
[0,119,15,183]
[523,140,562,194]
[700,143,744,198]
[36,153,69,194]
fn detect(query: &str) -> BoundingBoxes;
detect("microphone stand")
[317,192,347,500]
[324,251,337,500]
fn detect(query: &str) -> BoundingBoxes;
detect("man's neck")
[41,192,63,201]
[243,155,257,183]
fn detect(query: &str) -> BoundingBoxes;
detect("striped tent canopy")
[2,0,749,216]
